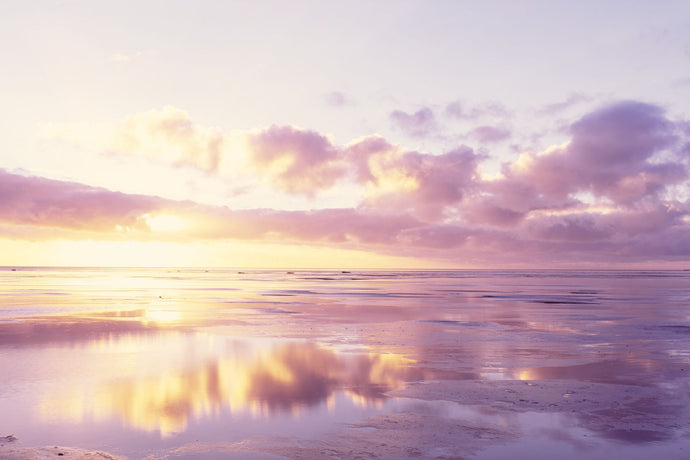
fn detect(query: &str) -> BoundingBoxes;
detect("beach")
[1,268,689,459]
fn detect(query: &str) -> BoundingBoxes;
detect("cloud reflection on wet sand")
[43,339,424,436]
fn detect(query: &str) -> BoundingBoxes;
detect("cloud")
[112,106,227,173]
[196,208,422,246]
[0,169,440,252]
[493,101,687,210]
[445,100,509,120]
[244,125,345,195]
[0,169,165,233]
[398,224,472,248]
[569,101,675,167]
[1,163,689,265]
[469,125,511,143]
[243,124,481,210]
[323,91,354,107]
[11,99,690,266]
[526,213,613,242]
[39,107,231,179]
[460,198,526,227]
[343,135,394,183]
[538,93,591,115]
[389,107,437,138]
[0,168,416,244]
[363,146,482,220]
[515,203,690,261]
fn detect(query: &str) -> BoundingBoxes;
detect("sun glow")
[144,214,186,232]
[145,309,182,323]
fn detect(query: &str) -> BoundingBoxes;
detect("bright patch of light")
[145,214,185,232]
[145,309,181,323]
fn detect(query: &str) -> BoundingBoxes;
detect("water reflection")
[46,339,423,436]
[513,359,665,385]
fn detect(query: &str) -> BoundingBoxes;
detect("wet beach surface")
[1,268,689,459]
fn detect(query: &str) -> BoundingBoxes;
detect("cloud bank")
[4,101,690,266]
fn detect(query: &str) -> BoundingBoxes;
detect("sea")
[1,267,689,459]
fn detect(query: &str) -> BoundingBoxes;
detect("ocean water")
[0,268,689,458]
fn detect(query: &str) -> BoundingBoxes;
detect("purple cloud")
[3,99,689,266]
[469,125,511,143]
[389,107,437,138]
[0,170,165,233]
[343,136,394,183]
[362,146,482,220]
[526,214,613,242]
[246,125,345,195]
[492,101,687,209]
[539,93,591,115]
[445,100,509,120]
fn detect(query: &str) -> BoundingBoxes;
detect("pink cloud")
[343,136,393,183]
[1,164,688,265]
[0,170,165,233]
[244,125,482,214]
[0,169,425,247]
[3,99,690,266]
[246,125,345,195]
[362,147,482,220]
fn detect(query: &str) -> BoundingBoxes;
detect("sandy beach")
[1,269,689,459]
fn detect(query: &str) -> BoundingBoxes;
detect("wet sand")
[1,268,689,459]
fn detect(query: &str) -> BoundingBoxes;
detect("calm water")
[1,268,689,458]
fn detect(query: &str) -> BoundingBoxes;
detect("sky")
[1,0,690,268]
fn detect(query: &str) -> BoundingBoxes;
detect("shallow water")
[1,268,689,458]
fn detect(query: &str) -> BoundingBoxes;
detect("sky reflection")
[36,335,421,437]
[1,269,689,458]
